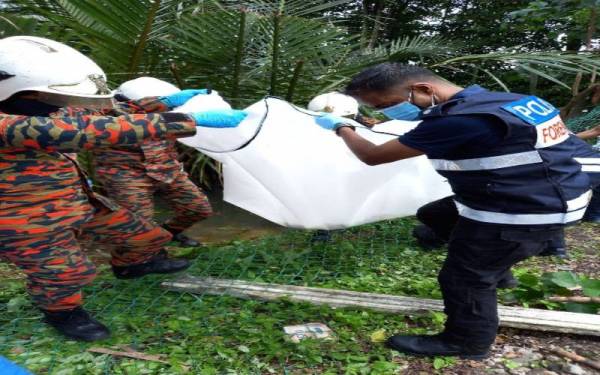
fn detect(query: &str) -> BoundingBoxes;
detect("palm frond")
[431,51,600,90]
[164,7,358,105]
[10,0,184,80]
[204,0,354,17]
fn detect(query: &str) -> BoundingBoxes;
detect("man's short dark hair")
[345,63,440,96]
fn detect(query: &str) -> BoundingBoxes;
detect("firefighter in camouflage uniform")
[0,36,247,341]
[93,77,214,247]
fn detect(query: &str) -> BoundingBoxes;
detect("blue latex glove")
[160,89,209,108]
[191,109,248,128]
[315,114,357,131]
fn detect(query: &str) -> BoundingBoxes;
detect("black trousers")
[440,218,562,347]
[416,196,457,242]
[584,183,600,221]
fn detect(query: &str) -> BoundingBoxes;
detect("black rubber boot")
[412,224,446,250]
[42,307,110,342]
[155,248,169,260]
[162,224,203,247]
[172,233,202,247]
[386,334,490,360]
[497,273,519,289]
[112,255,191,279]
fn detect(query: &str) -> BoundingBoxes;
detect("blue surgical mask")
[380,90,423,121]
[380,101,422,121]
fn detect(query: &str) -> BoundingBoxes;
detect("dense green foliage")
[2,0,600,184]
[3,0,600,104]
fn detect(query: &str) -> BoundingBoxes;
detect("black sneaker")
[539,246,569,259]
[112,256,190,279]
[42,307,110,342]
[412,225,446,250]
[172,233,203,247]
[385,334,490,360]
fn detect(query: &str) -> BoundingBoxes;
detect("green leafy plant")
[433,356,456,370]
[502,270,600,313]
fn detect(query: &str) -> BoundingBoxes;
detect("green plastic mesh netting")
[0,219,451,374]
[566,106,600,133]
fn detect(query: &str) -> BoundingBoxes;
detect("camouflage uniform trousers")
[97,170,213,234]
[0,202,172,312]
[0,99,195,312]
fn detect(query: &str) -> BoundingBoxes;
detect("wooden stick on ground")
[548,296,600,303]
[162,276,600,336]
[549,347,600,371]
[88,347,168,364]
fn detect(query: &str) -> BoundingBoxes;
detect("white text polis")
[502,96,569,148]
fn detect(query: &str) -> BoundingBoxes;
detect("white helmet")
[172,90,231,113]
[115,77,180,101]
[308,92,359,117]
[0,36,113,106]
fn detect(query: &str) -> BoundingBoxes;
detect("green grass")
[0,218,593,374]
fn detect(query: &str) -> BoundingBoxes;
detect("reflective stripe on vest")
[574,157,600,173]
[454,190,592,225]
[422,90,592,225]
[431,150,543,171]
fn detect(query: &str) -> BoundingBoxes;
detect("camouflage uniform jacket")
[0,99,195,236]
[91,98,184,184]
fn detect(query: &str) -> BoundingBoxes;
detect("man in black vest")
[413,110,600,264]
[313,63,592,359]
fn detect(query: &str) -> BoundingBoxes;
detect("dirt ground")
[513,223,600,279]
[396,328,600,374]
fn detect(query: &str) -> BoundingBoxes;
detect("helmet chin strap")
[36,91,115,109]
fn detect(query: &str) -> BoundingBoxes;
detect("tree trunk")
[367,0,384,50]
[127,0,162,79]
[566,32,583,52]
[586,6,597,50]
[560,83,600,119]
[529,72,538,95]
[286,60,305,103]
[269,12,282,96]
[587,6,597,88]
[573,72,583,96]
[437,0,455,34]
[359,0,370,49]
[231,9,248,107]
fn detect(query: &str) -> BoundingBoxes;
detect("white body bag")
[176,96,452,229]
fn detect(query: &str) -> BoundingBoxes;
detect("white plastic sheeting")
[177,97,452,229]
